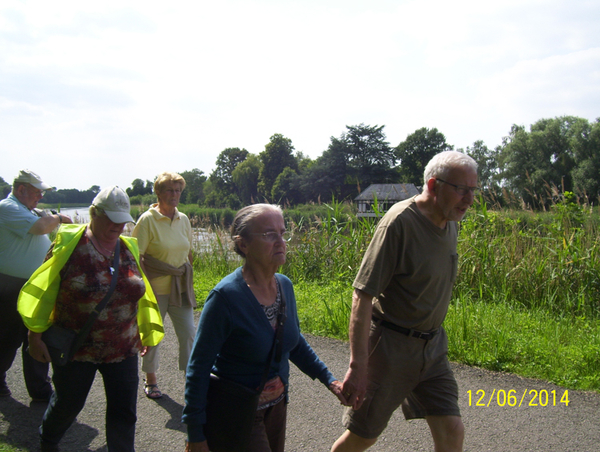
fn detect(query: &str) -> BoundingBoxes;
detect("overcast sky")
[1,0,598,191]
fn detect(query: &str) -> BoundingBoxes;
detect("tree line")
[0,181,102,206]
[2,115,598,210]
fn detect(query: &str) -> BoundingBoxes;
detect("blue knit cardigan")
[182,267,336,443]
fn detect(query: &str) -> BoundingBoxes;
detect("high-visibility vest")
[17,223,164,346]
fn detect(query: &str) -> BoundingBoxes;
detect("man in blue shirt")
[0,169,71,401]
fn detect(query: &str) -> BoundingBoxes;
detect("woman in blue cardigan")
[183,204,347,452]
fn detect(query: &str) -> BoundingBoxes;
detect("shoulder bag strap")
[70,239,121,356]
[274,276,286,363]
[256,275,287,393]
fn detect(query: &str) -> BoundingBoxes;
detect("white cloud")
[0,0,598,190]
[477,48,600,127]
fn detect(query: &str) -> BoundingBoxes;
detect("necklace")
[87,228,116,257]
[95,240,116,256]
[87,227,118,275]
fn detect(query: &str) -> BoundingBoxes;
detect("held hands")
[140,346,152,357]
[182,382,355,452]
[340,365,368,410]
[27,331,51,363]
[329,380,351,406]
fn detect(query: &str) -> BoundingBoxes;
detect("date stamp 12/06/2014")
[466,389,569,407]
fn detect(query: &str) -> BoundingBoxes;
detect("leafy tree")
[41,185,100,204]
[271,167,303,205]
[396,127,453,184]
[204,185,241,208]
[210,148,249,194]
[498,124,534,198]
[295,151,313,173]
[464,140,499,188]
[258,134,297,200]
[343,124,397,188]
[498,116,581,207]
[126,179,153,197]
[232,154,261,205]
[299,124,396,202]
[202,179,218,207]
[180,169,207,204]
[298,140,348,201]
[570,118,600,200]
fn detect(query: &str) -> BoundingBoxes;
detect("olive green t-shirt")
[353,196,458,331]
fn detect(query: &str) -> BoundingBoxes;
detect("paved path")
[2,315,600,451]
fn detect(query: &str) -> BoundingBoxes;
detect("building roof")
[354,184,420,202]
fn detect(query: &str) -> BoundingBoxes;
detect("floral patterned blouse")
[51,231,145,363]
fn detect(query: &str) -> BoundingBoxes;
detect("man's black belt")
[373,316,439,340]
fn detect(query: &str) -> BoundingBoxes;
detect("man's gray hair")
[423,151,478,183]
[231,203,283,258]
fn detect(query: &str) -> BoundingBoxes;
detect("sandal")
[144,381,162,399]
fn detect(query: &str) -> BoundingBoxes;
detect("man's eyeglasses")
[28,186,46,197]
[436,178,479,196]
[249,231,292,243]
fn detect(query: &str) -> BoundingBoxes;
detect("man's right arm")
[28,213,72,235]
[341,288,373,410]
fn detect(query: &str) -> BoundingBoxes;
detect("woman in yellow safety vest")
[18,186,164,452]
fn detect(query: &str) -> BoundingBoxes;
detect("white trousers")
[141,294,196,373]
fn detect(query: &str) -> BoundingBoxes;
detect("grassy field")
[191,197,600,392]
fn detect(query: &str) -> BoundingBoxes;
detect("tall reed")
[191,197,600,319]
[457,195,600,319]
[190,198,600,390]
[282,204,374,283]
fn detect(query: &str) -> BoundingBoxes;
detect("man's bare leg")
[426,415,464,452]
[330,430,378,452]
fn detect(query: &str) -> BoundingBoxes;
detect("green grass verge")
[194,265,600,392]
[445,294,600,391]
[0,444,23,451]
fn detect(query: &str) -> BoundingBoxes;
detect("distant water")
[53,207,89,223]
[45,208,224,252]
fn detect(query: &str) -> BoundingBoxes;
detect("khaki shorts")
[343,321,460,439]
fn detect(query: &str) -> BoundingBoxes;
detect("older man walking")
[0,170,72,402]
[331,151,478,452]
